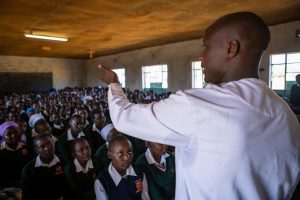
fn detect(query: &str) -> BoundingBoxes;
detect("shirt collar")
[108,163,137,186]
[0,142,23,151]
[74,158,94,173]
[92,123,101,134]
[35,155,60,168]
[145,148,169,171]
[67,129,85,141]
[53,123,64,129]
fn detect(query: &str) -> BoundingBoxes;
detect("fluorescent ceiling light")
[24,34,68,42]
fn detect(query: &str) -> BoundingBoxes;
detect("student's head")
[34,119,52,135]
[77,107,88,121]
[71,138,91,165]
[100,123,120,142]
[51,112,61,125]
[17,119,27,134]
[69,114,84,134]
[33,134,55,163]
[146,141,168,158]
[296,74,300,84]
[0,121,21,148]
[108,135,133,176]
[90,109,106,128]
[199,12,270,85]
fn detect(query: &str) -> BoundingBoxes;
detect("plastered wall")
[85,20,300,91]
[0,55,85,90]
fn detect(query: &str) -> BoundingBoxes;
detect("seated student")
[29,113,58,143]
[94,124,120,168]
[88,109,107,148]
[64,138,103,200]
[50,112,66,137]
[94,135,150,200]
[0,121,33,189]
[57,114,95,162]
[77,107,90,128]
[135,142,175,200]
[17,118,30,144]
[21,134,68,200]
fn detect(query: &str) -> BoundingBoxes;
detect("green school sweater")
[94,144,111,168]
[64,156,103,200]
[21,158,69,200]
[135,152,176,200]
[0,144,33,188]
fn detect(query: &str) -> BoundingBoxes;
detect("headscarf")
[0,121,19,138]
[29,113,45,128]
[100,124,114,141]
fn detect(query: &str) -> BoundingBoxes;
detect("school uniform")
[94,163,150,200]
[51,122,66,137]
[21,155,68,200]
[135,149,175,200]
[56,129,95,162]
[86,123,106,149]
[0,142,33,188]
[94,144,111,168]
[64,156,103,200]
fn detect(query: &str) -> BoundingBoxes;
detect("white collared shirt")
[92,123,101,134]
[107,79,300,200]
[67,129,85,141]
[53,123,64,130]
[74,158,94,174]
[0,141,23,151]
[35,155,60,168]
[94,163,150,200]
[145,148,169,172]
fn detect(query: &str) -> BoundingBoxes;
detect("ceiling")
[0,0,300,59]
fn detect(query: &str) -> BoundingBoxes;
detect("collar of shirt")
[74,158,94,173]
[0,141,23,151]
[53,123,64,130]
[35,155,60,168]
[145,148,169,172]
[108,163,137,186]
[67,129,85,141]
[84,120,89,128]
[92,123,101,134]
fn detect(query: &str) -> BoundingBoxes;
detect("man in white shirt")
[98,12,300,199]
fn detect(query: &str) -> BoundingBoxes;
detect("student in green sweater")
[135,141,176,200]
[94,123,120,168]
[21,134,69,200]
[57,114,95,162]
[64,138,103,200]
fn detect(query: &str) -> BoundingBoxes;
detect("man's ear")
[227,39,240,58]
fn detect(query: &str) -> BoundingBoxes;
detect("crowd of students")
[0,87,175,200]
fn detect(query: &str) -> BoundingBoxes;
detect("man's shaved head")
[206,12,270,51]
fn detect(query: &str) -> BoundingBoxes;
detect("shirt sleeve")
[108,83,191,147]
[94,179,108,200]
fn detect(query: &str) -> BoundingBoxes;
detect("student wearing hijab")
[0,121,33,188]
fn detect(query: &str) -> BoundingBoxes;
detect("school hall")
[0,1,300,200]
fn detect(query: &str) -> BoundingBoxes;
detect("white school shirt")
[94,163,150,200]
[107,78,300,200]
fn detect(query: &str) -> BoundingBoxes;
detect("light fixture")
[24,29,68,42]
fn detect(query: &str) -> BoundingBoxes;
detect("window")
[112,68,125,88]
[142,64,168,93]
[270,52,300,97]
[192,61,204,88]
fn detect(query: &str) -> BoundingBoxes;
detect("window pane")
[287,53,300,63]
[192,61,203,88]
[142,64,168,89]
[271,64,285,90]
[112,68,125,88]
[271,54,285,64]
[287,63,300,73]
